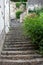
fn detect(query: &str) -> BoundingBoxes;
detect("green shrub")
[16,2,21,8]
[16,10,23,19]
[28,8,43,16]
[29,9,36,13]
[29,9,40,16]
[23,13,43,54]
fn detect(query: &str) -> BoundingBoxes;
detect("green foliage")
[16,2,21,8]
[22,2,26,9]
[23,13,43,54]
[16,10,23,19]
[22,2,26,6]
[16,2,26,8]
[29,8,43,16]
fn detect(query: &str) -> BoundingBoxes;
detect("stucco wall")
[0,0,10,53]
[0,0,5,53]
[5,0,10,33]
[0,0,10,34]
[0,0,4,34]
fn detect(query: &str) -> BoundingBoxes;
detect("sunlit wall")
[0,0,4,34]
[5,0,10,33]
[0,0,10,34]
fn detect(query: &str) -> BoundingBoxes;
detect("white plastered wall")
[0,0,10,53]
[5,0,10,33]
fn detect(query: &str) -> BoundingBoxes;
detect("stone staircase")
[0,22,43,65]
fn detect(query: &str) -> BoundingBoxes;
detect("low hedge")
[16,10,23,19]
[23,13,43,54]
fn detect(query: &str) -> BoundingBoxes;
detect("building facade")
[27,0,43,13]
[0,0,10,52]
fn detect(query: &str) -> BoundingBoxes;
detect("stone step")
[5,36,27,40]
[3,45,34,48]
[5,36,26,38]
[6,34,24,36]
[4,41,30,44]
[5,40,31,44]
[6,31,23,33]
[4,43,33,46]
[5,38,27,41]
[0,54,42,60]
[1,50,36,55]
[0,59,43,65]
[3,48,34,51]
[6,34,24,37]
[9,31,22,34]
[3,47,34,51]
[5,37,28,40]
[3,44,34,48]
[10,27,23,30]
[4,43,31,46]
[5,40,28,42]
[9,27,22,30]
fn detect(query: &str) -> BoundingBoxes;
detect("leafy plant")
[16,10,23,19]
[23,13,43,54]
[28,7,43,16]
[16,2,21,8]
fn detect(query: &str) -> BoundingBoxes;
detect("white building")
[27,0,43,13]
